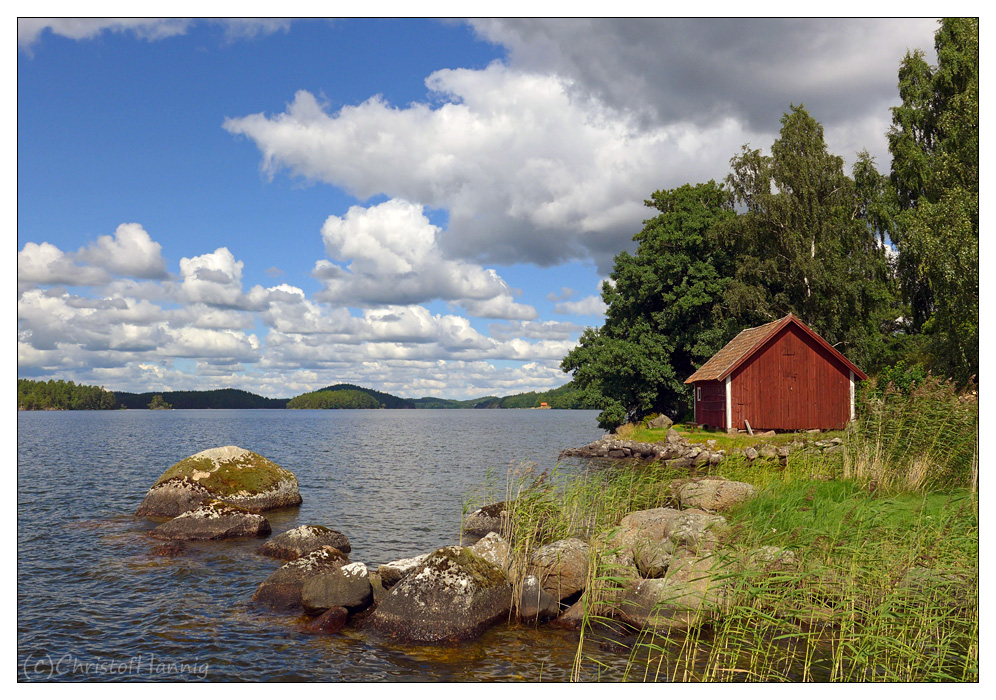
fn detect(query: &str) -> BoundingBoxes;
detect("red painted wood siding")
[730,325,850,430]
[694,380,726,429]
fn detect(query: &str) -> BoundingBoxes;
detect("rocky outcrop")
[559,432,725,467]
[301,562,373,615]
[136,446,302,517]
[149,500,271,540]
[673,478,757,512]
[258,524,351,560]
[369,546,512,644]
[646,415,673,430]
[251,546,350,611]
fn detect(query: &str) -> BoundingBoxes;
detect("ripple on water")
[18,409,619,681]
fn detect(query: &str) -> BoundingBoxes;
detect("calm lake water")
[16,408,644,682]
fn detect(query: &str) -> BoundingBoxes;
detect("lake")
[16,408,642,682]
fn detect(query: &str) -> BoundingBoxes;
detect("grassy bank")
[465,377,979,681]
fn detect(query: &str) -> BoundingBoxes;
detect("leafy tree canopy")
[562,181,737,430]
[888,17,978,384]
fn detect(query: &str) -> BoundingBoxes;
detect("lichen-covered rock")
[378,553,430,589]
[617,553,727,633]
[463,502,508,537]
[675,478,757,512]
[527,538,590,602]
[469,532,511,572]
[250,546,350,611]
[301,562,373,615]
[136,446,302,517]
[258,524,351,560]
[149,500,271,541]
[369,546,512,644]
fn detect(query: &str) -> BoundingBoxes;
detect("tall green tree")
[722,105,894,370]
[888,18,978,383]
[561,181,736,430]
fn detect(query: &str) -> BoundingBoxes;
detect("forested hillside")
[18,379,117,410]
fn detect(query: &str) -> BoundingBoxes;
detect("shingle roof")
[685,313,867,383]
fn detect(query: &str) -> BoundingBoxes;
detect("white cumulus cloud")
[314,198,536,319]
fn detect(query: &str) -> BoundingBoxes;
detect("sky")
[17,17,941,400]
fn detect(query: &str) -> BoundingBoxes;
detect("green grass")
[464,380,979,682]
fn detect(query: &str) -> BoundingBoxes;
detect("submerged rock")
[251,546,350,611]
[258,524,351,560]
[149,500,271,541]
[136,446,302,517]
[301,606,349,635]
[517,574,561,623]
[369,546,512,644]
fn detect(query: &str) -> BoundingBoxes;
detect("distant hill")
[286,380,602,410]
[20,378,601,412]
[114,388,287,410]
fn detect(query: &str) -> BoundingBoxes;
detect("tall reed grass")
[464,380,979,682]
[843,375,978,492]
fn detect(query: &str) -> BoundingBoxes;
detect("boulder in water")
[258,524,351,560]
[369,546,512,643]
[149,500,271,541]
[136,446,301,517]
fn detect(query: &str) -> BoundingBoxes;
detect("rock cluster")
[138,447,303,542]
[559,429,725,467]
[136,446,775,647]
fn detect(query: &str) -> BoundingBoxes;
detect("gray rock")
[758,444,778,459]
[378,553,430,589]
[369,546,512,644]
[137,446,301,517]
[258,524,351,560]
[251,546,350,611]
[463,502,508,537]
[301,562,373,614]
[528,537,591,602]
[469,532,511,572]
[517,574,561,622]
[676,478,757,512]
[744,447,758,461]
[647,415,673,430]
[617,553,727,633]
[149,500,271,541]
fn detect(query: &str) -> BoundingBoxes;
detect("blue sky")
[17,18,938,399]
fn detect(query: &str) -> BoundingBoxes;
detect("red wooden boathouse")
[685,314,867,432]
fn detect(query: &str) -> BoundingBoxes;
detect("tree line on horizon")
[562,19,978,430]
[17,379,601,411]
